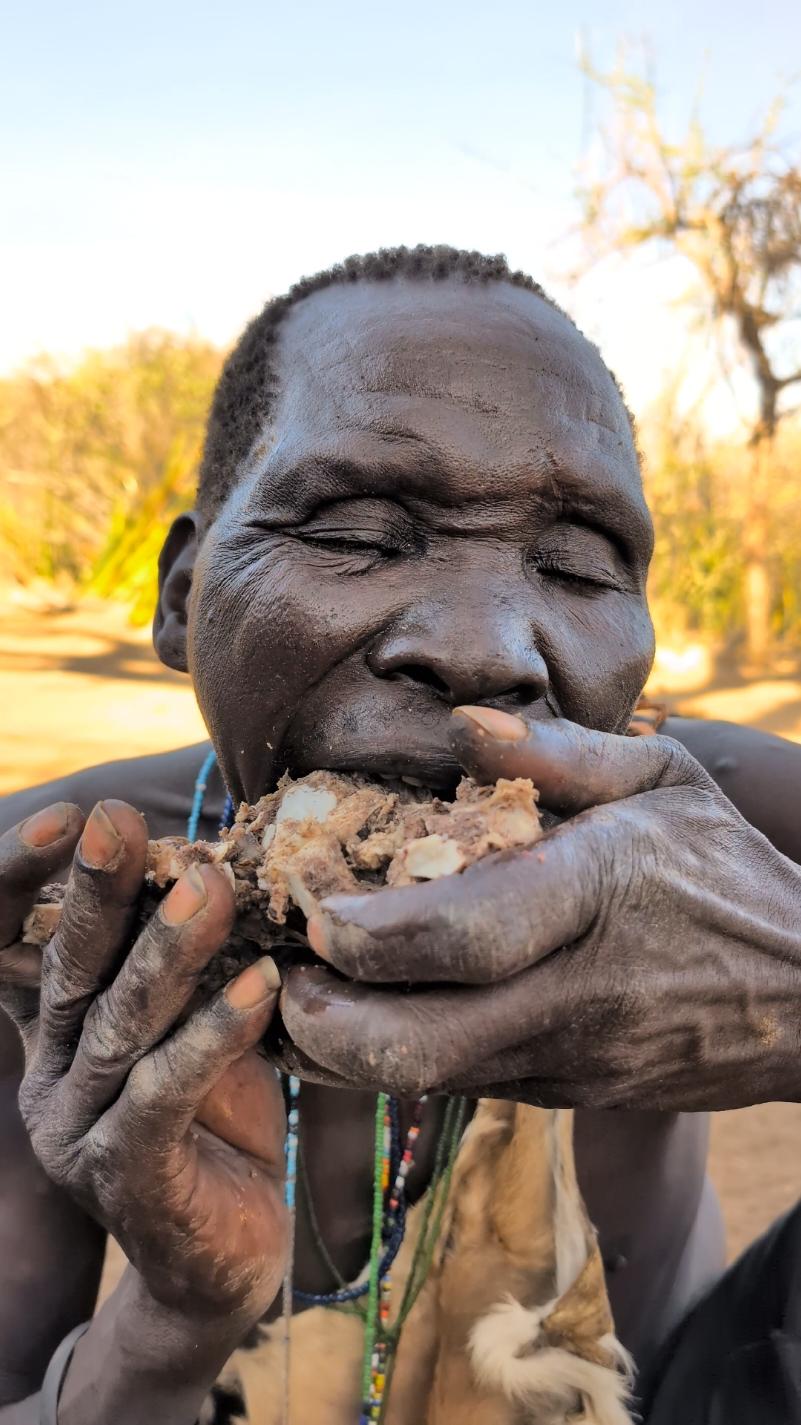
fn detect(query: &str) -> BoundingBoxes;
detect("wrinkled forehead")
[250,278,646,533]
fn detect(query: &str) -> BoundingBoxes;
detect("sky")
[3,0,800,428]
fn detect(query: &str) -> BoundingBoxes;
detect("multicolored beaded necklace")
[190,751,467,1424]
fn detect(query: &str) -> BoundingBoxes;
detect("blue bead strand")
[187,749,218,841]
[285,1074,301,1211]
[282,1074,302,1422]
[292,1098,416,1309]
[292,1197,408,1306]
[187,749,235,840]
[220,790,235,831]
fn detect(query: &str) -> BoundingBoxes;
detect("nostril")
[388,663,452,697]
[492,685,537,711]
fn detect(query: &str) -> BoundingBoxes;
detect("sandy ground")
[0,599,206,793]
[3,597,801,1263]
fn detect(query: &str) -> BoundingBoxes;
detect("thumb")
[450,708,699,815]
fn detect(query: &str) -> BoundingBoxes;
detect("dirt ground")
[2,595,801,1262]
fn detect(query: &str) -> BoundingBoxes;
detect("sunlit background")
[3,1,799,416]
[3,0,801,1256]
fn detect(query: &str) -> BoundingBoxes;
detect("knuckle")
[32,1129,72,1185]
[157,1011,229,1090]
[369,1016,440,1097]
[651,733,704,788]
[42,935,92,1010]
[22,1099,72,1184]
[79,996,134,1075]
[80,1124,126,1205]
[130,915,214,998]
[17,1073,45,1133]
[39,985,87,1047]
[126,1055,161,1114]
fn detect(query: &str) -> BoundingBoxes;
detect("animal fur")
[220,1103,632,1424]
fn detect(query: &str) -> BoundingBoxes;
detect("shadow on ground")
[0,610,186,684]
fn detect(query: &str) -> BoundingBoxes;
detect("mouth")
[274,698,555,804]
[277,701,467,798]
[285,750,464,801]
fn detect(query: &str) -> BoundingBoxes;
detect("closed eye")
[528,523,633,592]
[299,530,404,556]
[290,497,424,559]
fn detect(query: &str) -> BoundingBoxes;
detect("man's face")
[186,278,655,802]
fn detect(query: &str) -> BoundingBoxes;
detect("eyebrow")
[260,435,451,504]
[251,437,652,563]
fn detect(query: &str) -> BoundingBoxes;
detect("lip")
[289,747,463,794]
[277,699,558,797]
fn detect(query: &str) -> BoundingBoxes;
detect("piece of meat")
[23,771,541,993]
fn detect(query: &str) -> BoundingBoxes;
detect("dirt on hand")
[3,593,801,1262]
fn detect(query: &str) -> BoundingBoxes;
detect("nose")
[367,607,549,708]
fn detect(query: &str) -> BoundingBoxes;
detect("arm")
[0,743,217,844]
[0,1014,104,1404]
[664,716,801,866]
[0,1269,251,1425]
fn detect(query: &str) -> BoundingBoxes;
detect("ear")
[153,511,201,672]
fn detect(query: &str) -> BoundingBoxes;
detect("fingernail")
[80,802,123,868]
[453,706,528,741]
[226,956,281,1009]
[162,864,207,924]
[20,803,70,847]
[306,913,332,961]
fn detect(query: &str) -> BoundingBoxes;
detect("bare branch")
[576,48,801,445]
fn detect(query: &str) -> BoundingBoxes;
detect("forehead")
[250,277,646,530]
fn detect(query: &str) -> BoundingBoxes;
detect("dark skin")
[3,276,801,1419]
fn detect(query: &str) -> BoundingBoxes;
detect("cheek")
[186,538,398,795]
[545,595,655,731]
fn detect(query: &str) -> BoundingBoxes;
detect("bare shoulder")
[665,715,801,864]
[0,743,224,841]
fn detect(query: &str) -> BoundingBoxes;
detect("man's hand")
[0,800,287,1333]
[279,708,801,1110]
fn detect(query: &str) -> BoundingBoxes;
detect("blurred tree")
[0,333,221,621]
[578,48,801,663]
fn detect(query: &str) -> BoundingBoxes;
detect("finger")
[308,812,608,984]
[0,944,42,1036]
[281,960,629,1103]
[449,708,700,815]
[36,801,148,1076]
[266,1034,356,1089]
[0,803,84,947]
[283,961,646,1107]
[280,963,543,1097]
[117,957,283,1162]
[63,863,236,1118]
[0,942,41,987]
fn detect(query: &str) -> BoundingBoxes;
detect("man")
[2,246,801,1423]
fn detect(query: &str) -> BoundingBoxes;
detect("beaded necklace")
[189,751,466,1424]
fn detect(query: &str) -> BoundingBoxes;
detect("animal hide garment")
[218,1102,632,1425]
